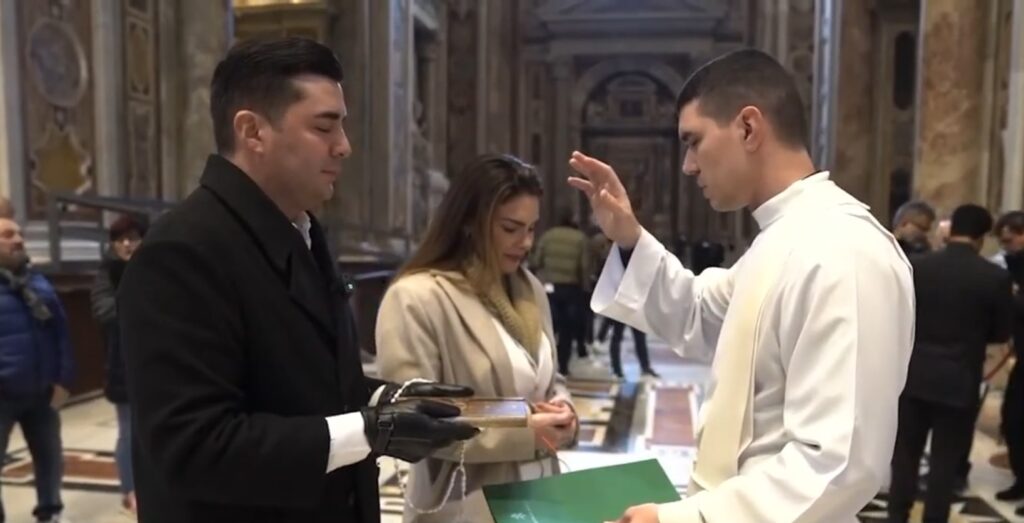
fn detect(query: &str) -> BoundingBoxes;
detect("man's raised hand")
[567,151,642,249]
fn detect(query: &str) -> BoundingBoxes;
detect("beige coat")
[376,268,574,523]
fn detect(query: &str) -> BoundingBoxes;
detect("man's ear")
[234,110,266,154]
[737,105,766,151]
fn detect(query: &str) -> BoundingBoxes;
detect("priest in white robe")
[571,49,916,523]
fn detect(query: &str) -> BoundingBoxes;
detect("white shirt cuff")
[325,412,372,473]
[369,384,388,407]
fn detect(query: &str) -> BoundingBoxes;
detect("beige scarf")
[460,259,542,358]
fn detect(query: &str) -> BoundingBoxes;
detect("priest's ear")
[736,105,767,152]
[234,110,270,155]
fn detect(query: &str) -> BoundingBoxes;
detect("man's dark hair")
[210,37,344,154]
[893,200,936,228]
[949,204,993,240]
[676,49,808,148]
[996,211,1024,235]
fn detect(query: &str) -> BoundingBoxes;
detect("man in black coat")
[995,211,1024,513]
[888,204,1013,523]
[118,38,478,523]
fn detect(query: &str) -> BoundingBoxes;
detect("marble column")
[1002,1,1024,212]
[810,0,840,170]
[0,0,25,221]
[787,0,817,137]
[757,0,815,140]
[549,58,573,219]
[320,0,371,251]
[426,33,448,174]
[389,0,413,236]
[832,0,874,204]
[446,0,481,176]
[368,0,395,232]
[176,0,232,196]
[913,0,991,216]
[158,0,180,200]
[365,0,415,248]
[482,0,517,154]
[417,37,446,170]
[92,0,123,200]
[473,0,489,155]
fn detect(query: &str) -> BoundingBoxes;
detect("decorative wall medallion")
[29,123,93,196]
[25,19,89,108]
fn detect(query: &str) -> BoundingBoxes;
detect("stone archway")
[576,69,686,248]
[570,57,728,258]
[571,57,688,126]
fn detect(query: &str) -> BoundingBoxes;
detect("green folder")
[483,459,681,522]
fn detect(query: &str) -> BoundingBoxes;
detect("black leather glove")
[376,381,475,406]
[361,399,479,463]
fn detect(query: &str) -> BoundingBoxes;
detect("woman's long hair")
[398,154,543,291]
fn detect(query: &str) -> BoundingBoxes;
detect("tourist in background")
[892,200,937,256]
[0,216,73,523]
[91,214,147,516]
[888,204,1012,523]
[532,207,591,375]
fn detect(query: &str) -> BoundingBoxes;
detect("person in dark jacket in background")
[0,217,74,523]
[888,204,1012,523]
[996,212,1024,515]
[91,214,147,515]
[892,200,936,256]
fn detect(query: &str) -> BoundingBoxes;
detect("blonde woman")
[377,154,578,522]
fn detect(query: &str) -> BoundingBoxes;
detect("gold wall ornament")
[233,0,332,43]
[29,123,93,197]
[233,0,326,11]
[25,18,89,108]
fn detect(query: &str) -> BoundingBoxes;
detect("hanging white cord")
[389,379,570,518]
[389,379,470,515]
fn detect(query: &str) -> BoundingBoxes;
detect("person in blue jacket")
[0,216,74,523]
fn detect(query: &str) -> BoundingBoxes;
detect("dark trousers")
[888,395,976,523]
[550,284,584,375]
[955,390,983,484]
[606,320,652,376]
[1003,362,1024,482]
[580,290,594,350]
[114,402,134,494]
[0,391,64,522]
[598,316,613,342]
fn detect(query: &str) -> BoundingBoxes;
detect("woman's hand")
[529,401,578,451]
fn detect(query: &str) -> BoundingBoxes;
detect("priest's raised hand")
[568,150,642,249]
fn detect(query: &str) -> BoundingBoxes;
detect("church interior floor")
[0,336,1020,522]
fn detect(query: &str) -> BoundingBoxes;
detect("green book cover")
[483,459,681,522]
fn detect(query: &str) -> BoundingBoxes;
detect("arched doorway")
[579,71,716,260]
